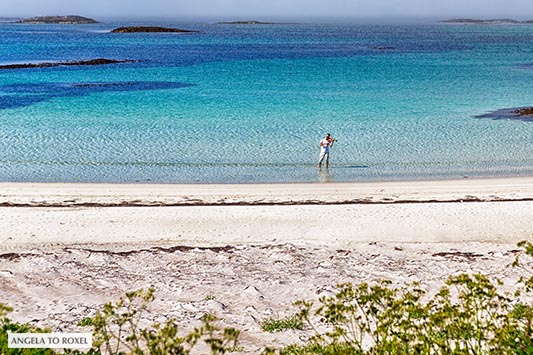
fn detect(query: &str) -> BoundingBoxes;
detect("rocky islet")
[110,26,198,33]
[0,58,135,70]
[18,15,98,24]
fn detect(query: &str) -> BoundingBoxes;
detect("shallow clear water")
[1,20,533,183]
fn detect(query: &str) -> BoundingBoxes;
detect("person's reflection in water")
[318,166,333,183]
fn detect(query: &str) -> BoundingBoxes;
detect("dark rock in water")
[18,16,98,24]
[72,83,125,88]
[0,58,136,70]
[371,46,396,50]
[514,107,533,116]
[218,20,284,25]
[111,26,198,33]
[475,107,533,122]
[67,82,192,91]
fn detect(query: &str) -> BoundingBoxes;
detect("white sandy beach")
[1,177,533,352]
[1,177,533,248]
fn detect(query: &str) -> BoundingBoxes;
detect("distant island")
[218,20,283,25]
[0,17,22,22]
[111,26,198,33]
[0,58,135,70]
[18,16,98,24]
[442,18,533,24]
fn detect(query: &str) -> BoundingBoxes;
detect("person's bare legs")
[318,151,326,167]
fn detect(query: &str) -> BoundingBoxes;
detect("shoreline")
[3,175,533,206]
[1,176,533,249]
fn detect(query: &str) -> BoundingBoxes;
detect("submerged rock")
[0,58,135,70]
[0,81,193,110]
[514,107,533,116]
[18,16,98,24]
[111,26,198,33]
[475,107,533,121]
[371,46,396,50]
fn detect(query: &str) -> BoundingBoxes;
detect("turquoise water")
[1,21,533,183]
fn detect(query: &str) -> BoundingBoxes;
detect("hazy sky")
[2,0,533,19]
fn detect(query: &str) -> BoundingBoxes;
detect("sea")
[1,18,533,183]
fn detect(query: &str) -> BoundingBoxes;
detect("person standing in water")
[318,133,335,168]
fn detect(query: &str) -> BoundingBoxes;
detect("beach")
[1,177,533,352]
[3,15,533,354]
[2,177,533,247]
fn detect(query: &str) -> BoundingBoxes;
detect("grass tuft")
[261,316,304,333]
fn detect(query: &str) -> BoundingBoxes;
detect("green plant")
[261,316,304,333]
[1,289,240,355]
[427,274,514,354]
[264,236,533,355]
[287,280,430,354]
[226,345,245,353]
[0,303,57,355]
[81,288,240,355]
[515,240,533,293]
[264,277,531,354]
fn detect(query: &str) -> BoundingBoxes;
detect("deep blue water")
[1,20,533,183]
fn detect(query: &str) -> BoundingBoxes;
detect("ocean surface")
[1,19,533,183]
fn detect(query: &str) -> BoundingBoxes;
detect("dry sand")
[1,177,533,352]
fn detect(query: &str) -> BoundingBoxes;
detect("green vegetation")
[516,240,533,292]
[265,276,533,354]
[79,288,239,355]
[0,304,57,355]
[1,240,533,354]
[1,289,239,355]
[261,316,304,333]
[226,345,245,353]
[264,239,533,355]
